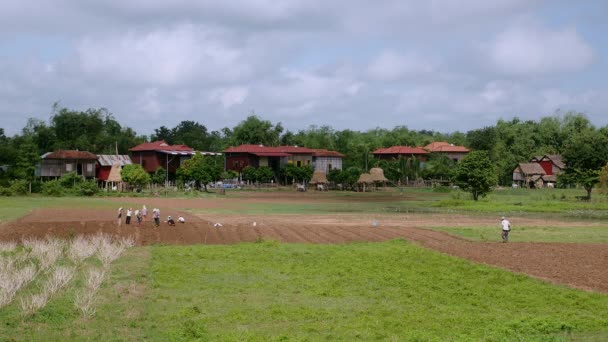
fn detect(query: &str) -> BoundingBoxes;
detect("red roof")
[224,144,315,154]
[372,146,428,155]
[253,152,291,157]
[44,150,98,160]
[129,140,193,152]
[424,142,470,153]
[313,149,345,158]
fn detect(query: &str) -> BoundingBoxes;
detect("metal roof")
[97,155,133,167]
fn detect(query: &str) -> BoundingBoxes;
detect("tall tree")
[229,115,283,146]
[561,129,608,199]
[454,151,497,201]
[177,153,223,191]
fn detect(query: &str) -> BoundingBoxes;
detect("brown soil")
[1,206,607,293]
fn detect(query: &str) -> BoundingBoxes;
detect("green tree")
[230,115,283,146]
[453,151,497,201]
[420,153,455,181]
[151,167,167,185]
[120,164,151,189]
[241,166,257,183]
[562,129,608,199]
[255,166,275,183]
[177,153,222,191]
[13,139,39,182]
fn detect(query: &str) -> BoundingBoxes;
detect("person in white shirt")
[126,208,133,225]
[178,216,185,224]
[500,217,511,242]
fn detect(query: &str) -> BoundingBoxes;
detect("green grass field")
[2,240,607,341]
[433,225,608,243]
[2,190,608,340]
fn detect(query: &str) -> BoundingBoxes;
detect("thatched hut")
[105,163,125,191]
[369,168,388,182]
[309,170,328,184]
[357,173,374,192]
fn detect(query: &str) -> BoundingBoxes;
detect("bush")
[76,181,99,196]
[9,180,29,195]
[0,187,13,196]
[59,172,84,189]
[30,180,43,194]
[42,180,65,196]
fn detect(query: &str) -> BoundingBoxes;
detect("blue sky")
[1,1,607,136]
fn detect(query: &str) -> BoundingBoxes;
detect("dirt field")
[1,198,607,293]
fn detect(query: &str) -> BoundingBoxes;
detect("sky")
[1,1,607,136]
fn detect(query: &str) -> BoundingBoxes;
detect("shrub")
[76,181,99,196]
[0,187,13,196]
[59,172,84,189]
[42,180,65,196]
[9,180,29,195]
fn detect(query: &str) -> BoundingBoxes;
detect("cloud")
[208,86,249,108]
[367,51,435,81]
[488,24,594,74]
[77,24,249,86]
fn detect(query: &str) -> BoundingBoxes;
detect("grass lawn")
[2,240,607,341]
[433,225,608,243]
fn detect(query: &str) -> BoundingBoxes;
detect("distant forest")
[1,105,607,186]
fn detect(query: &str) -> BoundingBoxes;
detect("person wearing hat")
[500,216,511,242]
[167,215,175,226]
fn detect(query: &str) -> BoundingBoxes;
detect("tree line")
[1,105,608,196]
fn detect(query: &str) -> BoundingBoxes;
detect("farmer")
[167,216,175,226]
[153,208,160,227]
[142,205,148,221]
[125,208,133,225]
[117,207,123,226]
[178,215,185,224]
[500,216,511,242]
[135,209,142,226]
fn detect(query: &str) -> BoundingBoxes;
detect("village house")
[372,146,429,163]
[96,154,132,182]
[129,141,196,175]
[423,141,470,162]
[37,150,98,179]
[223,144,344,175]
[513,154,564,188]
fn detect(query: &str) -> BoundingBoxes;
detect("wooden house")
[372,146,428,163]
[513,154,564,188]
[223,144,343,175]
[96,155,132,181]
[423,142,470,162]
[37,150,97,179]
[312,149,344,173]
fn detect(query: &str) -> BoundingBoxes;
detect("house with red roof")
[129,140,220,175]
[223,144,344,175]
[37,150,98,179]
[372,146,429,162]
[423,141,470,162]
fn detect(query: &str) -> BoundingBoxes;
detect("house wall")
[131,151,160,173]
[39,159,96,178]
[287,154,312,167]
[538,160,553,175]
[313,157,343,172]
[225,154,257,172]
[97,166,111,181]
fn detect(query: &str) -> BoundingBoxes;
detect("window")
[306,160,310,165]
[66,163,73,172]
[296,161,302,167]
[328,164,332,170]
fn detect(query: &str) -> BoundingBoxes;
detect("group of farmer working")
[117,205,185,227]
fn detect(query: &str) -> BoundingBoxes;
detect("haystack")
[357,173,374,184]
[309,170,328,184]
[107,162,123,183]
[369,167,388,182]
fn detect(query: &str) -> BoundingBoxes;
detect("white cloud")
[368,51,435,81]
[208,86,249,108]
[488,24,594,74]
[77,24,249,86]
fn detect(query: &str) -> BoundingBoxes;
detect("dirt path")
[1,208,607,293]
